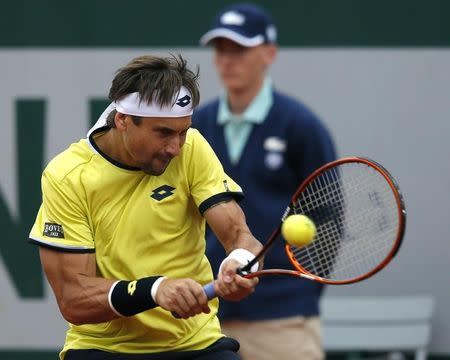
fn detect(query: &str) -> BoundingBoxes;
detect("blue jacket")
[192,90,337,320]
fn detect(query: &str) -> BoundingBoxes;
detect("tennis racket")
[203,156,406,299]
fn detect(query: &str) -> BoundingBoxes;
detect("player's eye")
[158,128,174,136]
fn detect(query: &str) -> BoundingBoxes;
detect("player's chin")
[141,160,170,176]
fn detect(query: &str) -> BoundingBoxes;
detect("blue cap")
[200,3,277,47]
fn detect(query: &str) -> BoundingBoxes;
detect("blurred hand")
[215,258,259,301]
[155,278,210,319]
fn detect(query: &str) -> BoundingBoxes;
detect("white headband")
[114,86,193,118]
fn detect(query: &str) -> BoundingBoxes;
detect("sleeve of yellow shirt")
[29,168,95,252]
[186,129,244,213]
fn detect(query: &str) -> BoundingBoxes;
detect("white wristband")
[218,248,259,275]
[150,276,167,303]
[108,280,123,317]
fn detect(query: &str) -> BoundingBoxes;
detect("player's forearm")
[59,275,163,325]
[222,208,262,256]
[205,201,263,256]
[58,275,118,325]
[226,227,262,256]
[40,249,162,325]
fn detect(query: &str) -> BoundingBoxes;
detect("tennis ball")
[281,214,316,247]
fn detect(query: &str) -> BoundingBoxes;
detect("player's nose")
[165,137,182,157]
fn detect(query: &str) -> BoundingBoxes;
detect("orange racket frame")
[238,157,406,285]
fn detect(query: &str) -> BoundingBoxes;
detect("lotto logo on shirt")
[43,223,65,238]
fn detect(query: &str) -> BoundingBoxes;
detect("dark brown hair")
[106,54,200,127]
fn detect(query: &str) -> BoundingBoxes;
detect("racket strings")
[289,163,400,282]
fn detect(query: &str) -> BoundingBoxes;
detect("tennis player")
[29,54,263,360]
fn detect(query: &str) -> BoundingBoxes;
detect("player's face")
[121,115,191,175]
[213,38,276,92]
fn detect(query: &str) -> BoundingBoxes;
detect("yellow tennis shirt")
[29,127,243,358]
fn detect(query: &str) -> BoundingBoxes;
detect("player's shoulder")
[185,127,201,140]
[180,128,218,165]
[44,139,94,182]
[183,127,210,151]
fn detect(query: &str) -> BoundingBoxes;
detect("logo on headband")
[176,95,191,108]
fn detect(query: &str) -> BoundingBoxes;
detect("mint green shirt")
[218,78,273,165]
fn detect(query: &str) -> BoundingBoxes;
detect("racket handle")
[171,281,217,318]
[203,281,217,300]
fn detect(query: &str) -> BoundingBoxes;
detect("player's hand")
[215,258,259,301]
[155,278,211,319]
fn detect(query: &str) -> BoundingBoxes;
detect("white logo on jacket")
[263,137,286,170]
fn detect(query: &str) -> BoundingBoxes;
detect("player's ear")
[114,112,128,130]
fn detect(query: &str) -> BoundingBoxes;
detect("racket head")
[283,157,406,285]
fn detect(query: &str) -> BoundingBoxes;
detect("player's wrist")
[108,276,163,317]
[219,248,259,274]
[150,276,167,303]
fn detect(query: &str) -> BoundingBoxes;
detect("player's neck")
[227,77,264,115]
[95,129,137,167]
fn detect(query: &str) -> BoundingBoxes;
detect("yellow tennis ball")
[281,214,317,247]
